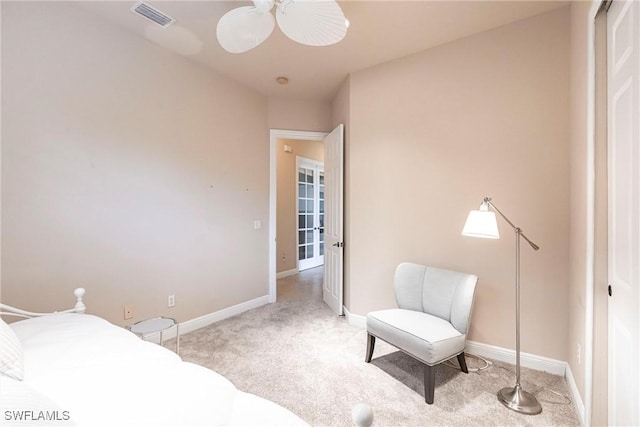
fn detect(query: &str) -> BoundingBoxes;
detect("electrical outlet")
[124,305,134,320]
[576,343,581,365]
[168,294,175,308]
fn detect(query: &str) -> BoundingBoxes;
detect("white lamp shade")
[462,209,499,239]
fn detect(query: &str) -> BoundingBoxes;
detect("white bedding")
[1,314,307,427]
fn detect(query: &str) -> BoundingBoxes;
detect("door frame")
[584,1,631,425]
[269,129,329,303]
[582,2,601,425]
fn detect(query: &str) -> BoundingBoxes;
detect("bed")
[0,289,308,427]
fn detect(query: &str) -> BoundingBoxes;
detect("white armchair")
[365,262,478,404]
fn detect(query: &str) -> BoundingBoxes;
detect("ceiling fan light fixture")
[217,0,348,54]
[216,6,275,53]
[253,0,275,14]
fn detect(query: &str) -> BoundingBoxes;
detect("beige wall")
[1,2,269,326]
[345,7,571,360]
[268,97,332,133]
[276,138,324,273]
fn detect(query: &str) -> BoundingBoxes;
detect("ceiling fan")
[216,0,348,54]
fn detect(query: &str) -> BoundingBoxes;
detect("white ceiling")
[76,1,568,102]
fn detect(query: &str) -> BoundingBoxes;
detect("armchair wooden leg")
[365,334,376,363]
[457,352,469,374]
[424,364,435,404]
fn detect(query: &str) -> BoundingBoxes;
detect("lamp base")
[497,384,542,415]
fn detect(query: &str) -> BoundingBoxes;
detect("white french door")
[297,157,325,271]
[607,0,639,424]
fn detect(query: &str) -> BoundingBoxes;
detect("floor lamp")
[462,197,542,415]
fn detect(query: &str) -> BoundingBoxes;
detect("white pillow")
[0,317,24,380]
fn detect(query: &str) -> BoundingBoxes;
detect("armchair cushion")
[394,263,477,334]
[367,309,465,365]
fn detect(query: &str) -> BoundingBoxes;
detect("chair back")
[394,262,478,334]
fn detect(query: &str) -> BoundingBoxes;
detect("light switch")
[253,220,262,229]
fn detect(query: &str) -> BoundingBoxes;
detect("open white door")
[607,0,639,424]
[323,124,344,315]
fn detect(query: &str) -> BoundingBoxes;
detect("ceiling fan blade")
[216,6,275,54]
[276,0,347,47]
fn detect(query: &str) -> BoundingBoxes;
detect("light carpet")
[176,267,579,426]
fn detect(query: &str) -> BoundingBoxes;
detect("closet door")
[607,1,639,424]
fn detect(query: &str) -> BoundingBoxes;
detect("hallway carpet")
[177,268,580,426]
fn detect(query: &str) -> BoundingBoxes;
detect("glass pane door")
[297,159,324,271]
[319,171,325,258]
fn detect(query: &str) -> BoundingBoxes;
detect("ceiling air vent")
[130,2,175,28]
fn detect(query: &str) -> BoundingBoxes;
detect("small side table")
[127,317,179,355]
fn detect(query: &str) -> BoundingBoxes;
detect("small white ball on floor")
[351,403,374,427]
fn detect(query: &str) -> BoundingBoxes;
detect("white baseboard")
[565,363,586,425]
[342,308,567,377]
[276,268,298,279]
[143,295,271,343]
[344,306,366,328]
[465,340,566,376]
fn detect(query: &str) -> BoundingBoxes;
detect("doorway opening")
[269,129,328,303]
[269,126,344,315]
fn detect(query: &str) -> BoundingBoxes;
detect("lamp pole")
[515,228,521,387]
[484,198,541,415]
